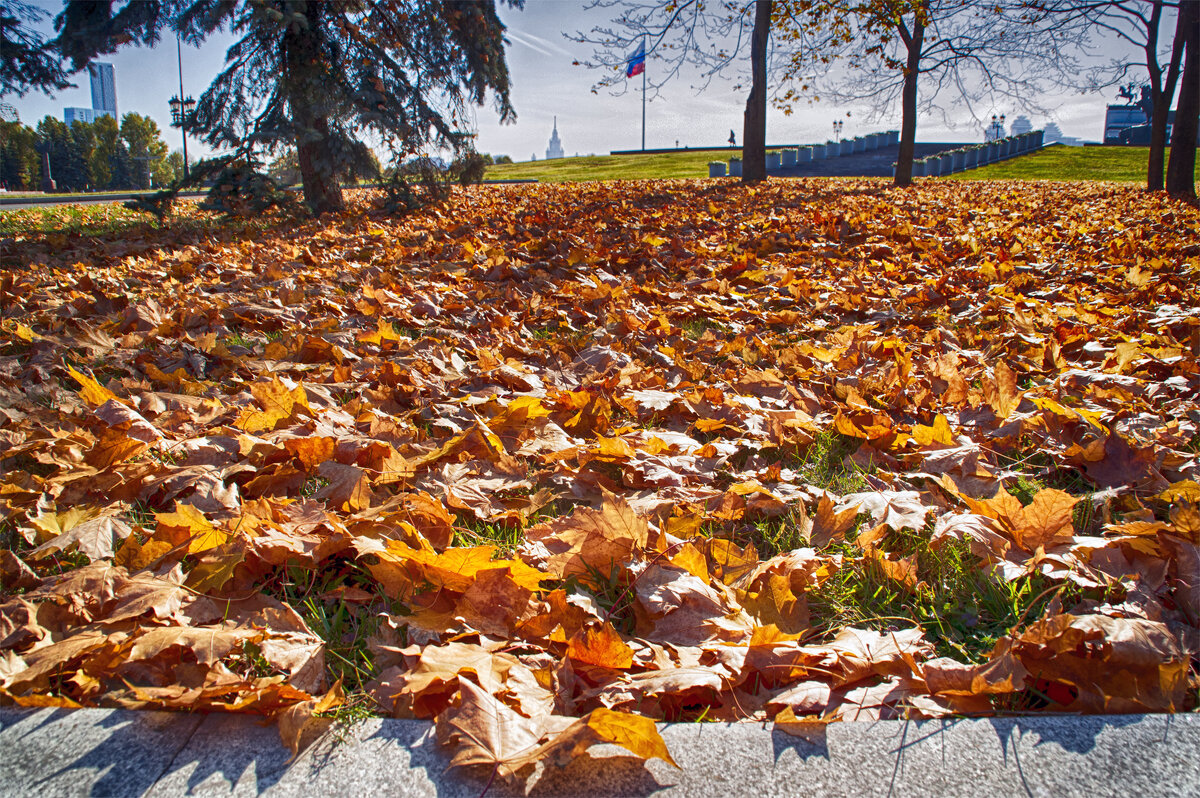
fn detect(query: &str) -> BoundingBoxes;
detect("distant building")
[1106,85,1187,145]
[1104,104,1145,144]
[545,117,564,160]
[1010,115,1032,136]
[89,63,117,119]
[64,107,97,125]
[1117,113,1180,145]
[1043,122,1084,147]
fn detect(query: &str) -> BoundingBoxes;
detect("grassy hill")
[486,144,1198,184]
[486,151,724,182]
[947,144,1197,182]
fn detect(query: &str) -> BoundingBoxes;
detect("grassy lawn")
[485,150,726,182]
[947,143,1199,182]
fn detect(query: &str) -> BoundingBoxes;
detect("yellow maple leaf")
[155,503,229,554]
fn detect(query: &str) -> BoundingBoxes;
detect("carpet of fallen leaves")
[2,179,1199,783]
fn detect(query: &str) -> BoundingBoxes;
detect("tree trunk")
[893,18,925,188]
[741,0,772,184]
[293,109,345,214]
[283,2,344,215]
[1166,0,1199,199]
[1148,0,1183,192]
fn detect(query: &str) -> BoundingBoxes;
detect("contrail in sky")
[507,29,575,59]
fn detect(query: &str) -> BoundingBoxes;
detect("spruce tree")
[1,1,70,97]
[54,0,520,214]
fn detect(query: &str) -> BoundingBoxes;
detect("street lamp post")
[987,114,1007,142]
[169,35,196,179]
[832,120,844,143]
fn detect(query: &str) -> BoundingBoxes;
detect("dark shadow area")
[771,724,830,762]
[990,713,1144,756]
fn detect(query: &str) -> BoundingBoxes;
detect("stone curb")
[0,708,1196,797]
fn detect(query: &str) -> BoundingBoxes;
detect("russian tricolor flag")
[626,40,646,78]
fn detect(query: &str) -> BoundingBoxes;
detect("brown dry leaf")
[29,515,133,561]
[983,361,1021,419]
[567,622,635,669]
[435,677,547,782]
[810,493,860,549]
[235,377,309,433]
[920,652,1027,696]
[634,563,754,646]
[314,461,374,512]
[1012,489,1078,551]
[277,680,345,759]
[521,494,649,579]
[838,490,929,532]
[1010,613,1186,712]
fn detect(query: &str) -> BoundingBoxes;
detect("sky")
[6,0,1161,163]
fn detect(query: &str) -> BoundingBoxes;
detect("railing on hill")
[901,131,1046,177]
[708,131,900,177]
[704,130,1045,178]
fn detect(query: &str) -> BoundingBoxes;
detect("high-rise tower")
[89,63,117,120]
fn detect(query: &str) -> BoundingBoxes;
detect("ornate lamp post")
[169,94,195,179]
[832,120,844,142]
[987,114,1006,142]
[168,35,196,179]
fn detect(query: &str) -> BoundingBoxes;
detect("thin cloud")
[507,28,575,59]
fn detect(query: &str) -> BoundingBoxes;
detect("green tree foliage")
[164,150,186,183]
[0,120,40,190]
[120,113,170,189]
[54,0,521,214]
[2,114,173,192]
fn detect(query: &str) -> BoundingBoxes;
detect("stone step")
[1,707,1195,797]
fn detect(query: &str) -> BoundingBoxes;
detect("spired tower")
[545,117,564,160]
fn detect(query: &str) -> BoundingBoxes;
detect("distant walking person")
[728,130,736,146]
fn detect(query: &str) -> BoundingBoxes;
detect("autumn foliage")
[1,179,1199,786]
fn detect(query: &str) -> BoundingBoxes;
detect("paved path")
[0,192,207,212]
[0,708,1195,797]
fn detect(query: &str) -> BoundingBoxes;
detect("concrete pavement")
[0,707,1195,797]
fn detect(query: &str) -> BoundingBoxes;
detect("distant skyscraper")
[545,117,564,160]
[89,63,117,119]
[64,107,96,125]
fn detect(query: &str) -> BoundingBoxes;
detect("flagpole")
[641,36,646,151]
